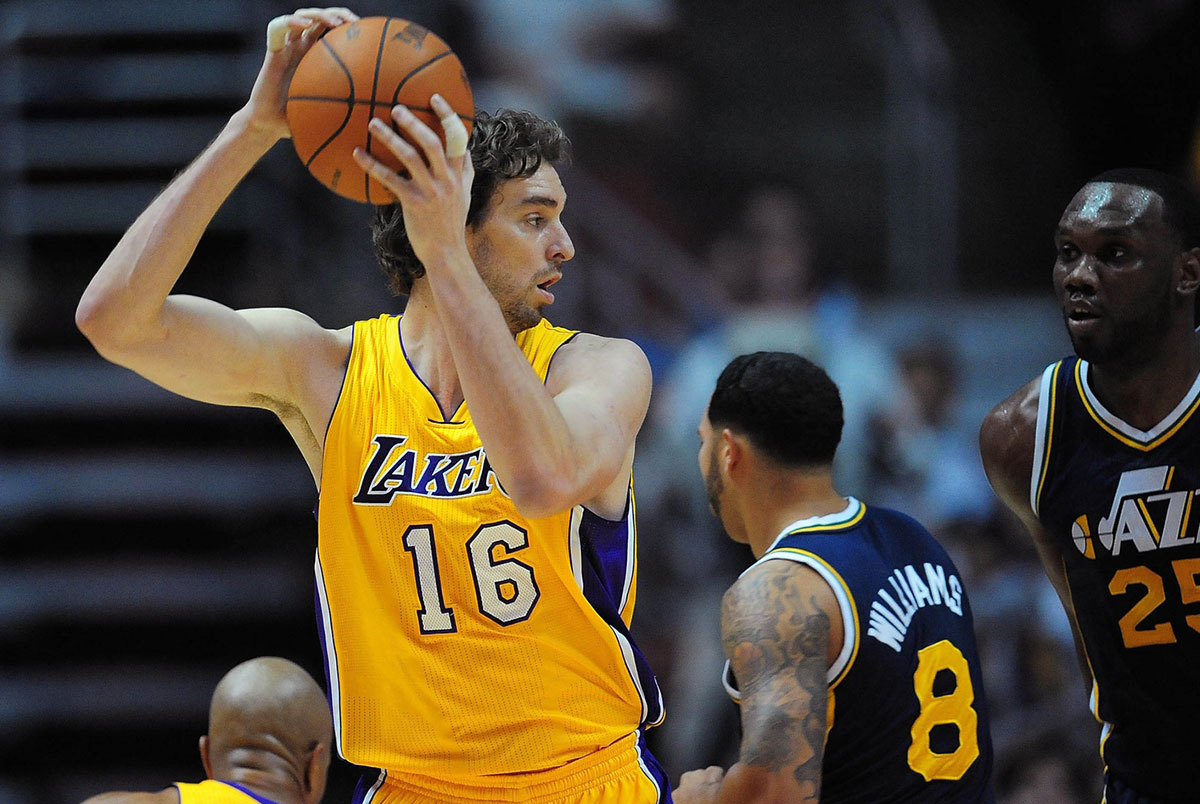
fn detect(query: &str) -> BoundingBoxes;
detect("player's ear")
[303,743,330,804]
[199,735,214,779]
[1177,246,1200,296]
[720,429,743,473]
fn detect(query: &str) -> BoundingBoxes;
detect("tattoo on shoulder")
[723,562,831,798]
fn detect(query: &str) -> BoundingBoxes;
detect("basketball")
[286,17,474,204]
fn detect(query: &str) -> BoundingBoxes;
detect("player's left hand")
[673,765,725,804]
[351,94,473,267]
[244,7,359,142]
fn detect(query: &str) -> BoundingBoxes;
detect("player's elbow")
[505,479,574,520]
[76,284,121,348]
[76,284,148,362]
[502,469,581,520]
[76,292,118,358]
[76,307,129,365]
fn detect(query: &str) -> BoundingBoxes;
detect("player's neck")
[743,469,845,558]
[400,292,464,416]
[1088,327,1200,430]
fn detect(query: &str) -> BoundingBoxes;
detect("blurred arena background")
[2,0,1199,801]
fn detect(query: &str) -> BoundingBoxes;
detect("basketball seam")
[390,50,451,105]
[304,37,356,173]
[390,51,476,126]
[364,18,392,204]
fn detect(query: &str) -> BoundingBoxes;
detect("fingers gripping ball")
[266,16,292,51]
[286,17,474,204]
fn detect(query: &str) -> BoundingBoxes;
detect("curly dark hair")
[707,352,843,468]
[370,109,570,296]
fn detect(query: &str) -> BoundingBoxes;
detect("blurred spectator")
[636,183,895,773]
[996,730,1101,804]
[647,184,895,498]
[863,337,993,530]
[467,0,677,122]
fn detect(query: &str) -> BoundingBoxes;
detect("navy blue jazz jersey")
[1034,357,1200,799]
[723,499,994,803]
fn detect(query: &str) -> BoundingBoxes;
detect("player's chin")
[505,305,544,334]
[1066,326,1110,362]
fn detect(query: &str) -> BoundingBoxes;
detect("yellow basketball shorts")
[352,732,671,804]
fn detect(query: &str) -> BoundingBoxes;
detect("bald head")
[206,657,332,784]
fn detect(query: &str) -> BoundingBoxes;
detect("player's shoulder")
[242,306,353,354]
[559,330,648,362]
[979,372,1044,458]
[723,555,834,621]
[863,503,935,540]
[978,367,1058,515]
[547,330,651,388]
[721,558,841,665]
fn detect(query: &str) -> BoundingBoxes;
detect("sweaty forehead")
[494,163,566,210]
[1061,182,1165,229]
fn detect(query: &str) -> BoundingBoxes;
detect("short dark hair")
[371,109,570,296]
[707,351,843,468]
[1087,167,1200,249]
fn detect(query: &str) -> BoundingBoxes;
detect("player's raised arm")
[75,9,356,412]
[675,560,841,804]
[355,96,651,519]
[979,378,1091,692]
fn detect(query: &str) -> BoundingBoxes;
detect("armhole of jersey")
[320,320,360,464]
[619,487,637,619]
[722,659,741,704]
[1030,361,1060,516]
[540,328,580,384]
[754,551,858,686]
[568,504,585,592]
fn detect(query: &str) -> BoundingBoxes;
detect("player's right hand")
[241,7,359,142]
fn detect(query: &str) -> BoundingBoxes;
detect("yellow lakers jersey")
[175,781,271,804]
[316,315,663,780]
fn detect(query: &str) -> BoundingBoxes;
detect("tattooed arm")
[674,559,843,804]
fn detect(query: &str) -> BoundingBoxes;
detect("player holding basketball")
[980,168,1200,804]
[76,7,668,804]
[81,657,332,804]
[675,352,994,804]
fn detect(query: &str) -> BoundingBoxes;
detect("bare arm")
[469,331,650,519]
[75,10,356,466]
[979,378,1092,692]
[675,560,842,804]
[354,98,651,518]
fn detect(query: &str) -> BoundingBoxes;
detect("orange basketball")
[286,17,474,204]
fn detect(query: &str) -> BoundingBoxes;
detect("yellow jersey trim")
[782,505,867,536]
[1075,359,1200,451]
